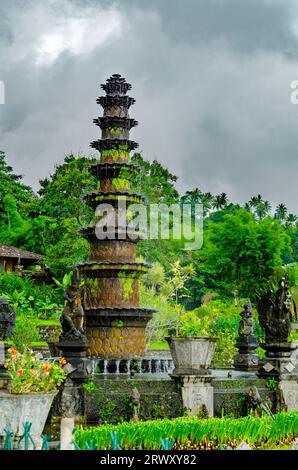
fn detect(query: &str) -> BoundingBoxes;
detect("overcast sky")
[1,0,298,211]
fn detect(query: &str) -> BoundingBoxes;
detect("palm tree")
[181,188,203,206]
[275,203,288,221]
[255,200,272,220]
[201,192,214,215]
[286,213,298,226]
[248,194,263,208]
[262,200,272,214]
[213,193,228,210]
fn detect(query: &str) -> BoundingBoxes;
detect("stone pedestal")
[55,338,91,422]
[233,335,259,371]
[258,342,298,378]
[172,373,214,417]
[258,342,298,411]
[56,339,91,384]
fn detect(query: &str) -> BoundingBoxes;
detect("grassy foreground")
[74,412,298,450]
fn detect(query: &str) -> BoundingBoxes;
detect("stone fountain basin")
[166,337,217,373]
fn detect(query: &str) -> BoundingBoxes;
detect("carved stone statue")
[233,301,259,370]
[0,298,16,340]
[257,274,293,344]
[238,301,254,336]
[60,269,86,342]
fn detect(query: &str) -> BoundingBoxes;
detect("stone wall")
[213,376,276,417]
[85,376,183,424]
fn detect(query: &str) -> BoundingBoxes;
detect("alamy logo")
[0,81,5,104]
[290,80,298,104]
[95,202,203,250]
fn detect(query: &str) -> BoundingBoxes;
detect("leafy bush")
[0,273,33,295]
[74,412,298,450]
[178,299,264,367]
[0,273,63,319]
[142,287,183,344]
[8,316,41,351]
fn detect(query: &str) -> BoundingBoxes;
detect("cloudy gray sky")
[1,0,298,211]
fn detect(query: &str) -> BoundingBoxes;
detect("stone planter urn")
[166,336,216,375]
[0,390,57,449]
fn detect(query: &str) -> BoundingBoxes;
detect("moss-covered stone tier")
[79,74,154,358]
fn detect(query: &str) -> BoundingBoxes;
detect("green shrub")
[9,316,41,351]
[0,273,63,319]
[74,412,298,450]
[178,299,265,367]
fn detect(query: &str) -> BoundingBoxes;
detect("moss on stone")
[101,149,130,161]
[108,127,122,138]
[118,274,134,300]
[112,178,130,191]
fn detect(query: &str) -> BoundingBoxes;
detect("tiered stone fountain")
[78,74,154,360]
[52,75,297,427]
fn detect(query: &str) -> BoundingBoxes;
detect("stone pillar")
[179,375,214,417]
[60,417,75,450]
[233,335,259,371]
[258,342,298,411]
[279,377,298,411]
[56,338,91,384]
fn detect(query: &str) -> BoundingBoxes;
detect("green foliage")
[74,412,298,450]
[266,378,278,391]
[130,154,184,271]
[131,154,179,205]
[9,316,41,351]
[37,154,97,223]
[142,262,165,293]
[0,151,35,223]
[198,209,291,301]
[45,218,89,277]
[98,397,118,424]
[171,299,264,367]
[0,273,34,295]
[0,154,96,277]
[0,273,62,319]
[142,286,183,345]
[161,261,194,305]
[83,380,99,393]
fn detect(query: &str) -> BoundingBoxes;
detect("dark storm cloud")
[1,0,298,212]
[116,0,296,55]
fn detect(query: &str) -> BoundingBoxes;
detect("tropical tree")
[275,203,288,222]
[248,194,263,208]
[198,208,292,301]
[0,151,35,225]
[286,213,298,227]
[213,193,228,210]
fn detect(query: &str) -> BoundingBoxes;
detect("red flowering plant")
[4,348,67,394]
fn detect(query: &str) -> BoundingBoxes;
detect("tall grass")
[74,412,298,450]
